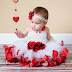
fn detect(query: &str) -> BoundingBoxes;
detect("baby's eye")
[32,21,33,23]
[36,23,39,24]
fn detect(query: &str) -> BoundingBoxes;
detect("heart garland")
[12,0,19,24]
[12,0,19,31]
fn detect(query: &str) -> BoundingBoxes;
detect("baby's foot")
[30,62,33,67]
[42,61,48,67]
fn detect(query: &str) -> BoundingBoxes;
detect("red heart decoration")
[13,17,19,22]
[12,0,19,3]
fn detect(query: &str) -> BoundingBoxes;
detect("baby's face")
[31,16,46,31]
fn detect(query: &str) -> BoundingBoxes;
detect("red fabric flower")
[38,43,46,50]
[29,11,34,20]
[27,41,46,52]
[33,43,39,52]
[27,41,36,50]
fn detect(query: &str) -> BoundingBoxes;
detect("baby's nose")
[33,23,36,27]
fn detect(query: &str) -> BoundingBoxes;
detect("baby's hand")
[14,29,24,38]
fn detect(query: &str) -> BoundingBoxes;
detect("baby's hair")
[33,6,49,20]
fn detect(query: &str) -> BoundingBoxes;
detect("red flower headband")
[28,11,48,22]
[28,11,34,20]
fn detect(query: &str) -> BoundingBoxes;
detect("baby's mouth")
[33,28,36,30]
[32,27,36,31]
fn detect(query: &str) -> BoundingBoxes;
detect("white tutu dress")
[3,27,68,67]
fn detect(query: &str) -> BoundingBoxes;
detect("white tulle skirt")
[3,39,68,67]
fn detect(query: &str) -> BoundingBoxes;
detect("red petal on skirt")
[3,45,8,48]
[56,57,62,65]
[5,48,9,55]
[53,50,58,56]
[25,63,31,67]
[40,58,46,63]
[48,61,54,67]
[60,52,67,57]
[61,41,64,46]
[53,55,56,60]
[25,57,29,62]
[32,58,39,67]
[61,57,66,63]
[52,50,58,60]
[23,53,24,56]
[6,53,12,61]
[53,60,57,66]
[43,55,49,61]
[17,49,20,55]
[19,63,25,66]
[62,48,68,55]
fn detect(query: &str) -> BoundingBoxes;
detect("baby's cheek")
[30,23,33,27]
[38,25,42,28]
[36,26,40,29]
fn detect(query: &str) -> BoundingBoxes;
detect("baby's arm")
[46,27,55,42]
[22,27,28,38]
[15,27,28,38]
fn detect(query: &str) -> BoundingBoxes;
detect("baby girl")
[3,6,68,67]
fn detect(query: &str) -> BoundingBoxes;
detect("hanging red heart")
[12,0,19,3]
[13,17,19,22]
